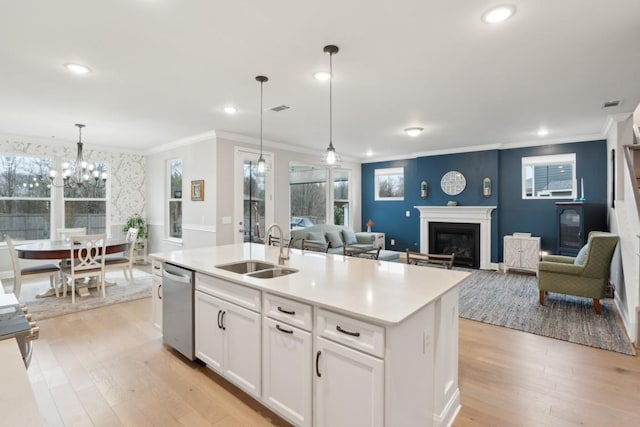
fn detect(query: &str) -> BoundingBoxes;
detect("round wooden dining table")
[16,239,128,298]
[16,239,128,260]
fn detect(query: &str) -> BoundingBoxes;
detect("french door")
[234,148,274,243]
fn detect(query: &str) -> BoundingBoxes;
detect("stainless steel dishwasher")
[162,263,195,360]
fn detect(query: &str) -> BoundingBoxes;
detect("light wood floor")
[27,297,640,426]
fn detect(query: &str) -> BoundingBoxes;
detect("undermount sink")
[245,267,299,279]
[215,260,275,274]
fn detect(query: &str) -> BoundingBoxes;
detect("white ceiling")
[1,1,639,161]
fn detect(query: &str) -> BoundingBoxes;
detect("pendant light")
[323,44,339,165]
[256,75,268,173]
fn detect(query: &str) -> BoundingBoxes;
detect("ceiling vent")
[268,104,291,112]
[601,100,621,109]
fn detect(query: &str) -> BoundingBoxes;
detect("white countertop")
[151,243,470,325]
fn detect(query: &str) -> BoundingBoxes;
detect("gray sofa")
[290,224,399,261]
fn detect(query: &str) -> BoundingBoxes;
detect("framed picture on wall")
[191,180,204,201]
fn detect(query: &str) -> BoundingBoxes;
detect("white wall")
[146,136,217,255]
[215,136,362,246]
[606,116,639,344]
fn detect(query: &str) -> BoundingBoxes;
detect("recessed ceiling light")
[404,127,423,137]
[366,150,373,157]
[313,71,331,81]
[223,106,237,114]
[537,128,549,136]
[481,5,516,24]
[64,63,91,74]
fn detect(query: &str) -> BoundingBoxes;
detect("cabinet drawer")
[263,293,312,331]
[151,259,163,277]
[316,308,384,358]
[196,273,261,312]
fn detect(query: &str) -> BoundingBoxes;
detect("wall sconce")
[483,177,492,197]
[421,180,428,198]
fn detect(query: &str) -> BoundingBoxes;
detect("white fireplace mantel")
[414,206,497,270]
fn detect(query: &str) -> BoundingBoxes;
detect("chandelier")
[49,124,107,188]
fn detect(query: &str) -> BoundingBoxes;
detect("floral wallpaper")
[0,137,146,225]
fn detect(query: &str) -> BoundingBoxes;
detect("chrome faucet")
[265,223,289,265]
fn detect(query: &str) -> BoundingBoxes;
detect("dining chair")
[406,250,456,269]
[4,235,60,299]
[344,245,381,260]
[267,234,292,248]
[56,227,87,241]
[103,228,138,282]
[60,234,106,304]
[301,239,329,253]
[56,227,88,271]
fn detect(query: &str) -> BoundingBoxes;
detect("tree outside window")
[0,155,52,240]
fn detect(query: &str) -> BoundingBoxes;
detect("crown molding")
[144,130,218,155]
[361,133,605,164]
[601,113,633,137]
[216,131,360,164]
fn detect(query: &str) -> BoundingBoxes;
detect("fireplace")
[429,222,480,268]
[414,205,497,270]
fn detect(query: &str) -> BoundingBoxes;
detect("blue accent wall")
[361,139,607,263]
[498,140,607,255]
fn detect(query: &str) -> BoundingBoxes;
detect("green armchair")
[538,231,619,314]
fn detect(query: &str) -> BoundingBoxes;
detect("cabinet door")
[223,302,261,398]
[263,317,312,426]
[194,290,224,372]
[520,239,540,270]
[503,237,520,268]
[152,276,163,331]
[315,337,384,427]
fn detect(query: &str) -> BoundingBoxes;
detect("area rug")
[2,267,152,321]
[459,269,636,355]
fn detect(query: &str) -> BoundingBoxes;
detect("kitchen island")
[151,243,470,427]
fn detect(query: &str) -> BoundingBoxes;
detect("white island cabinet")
[195,272,261,398]
[262,294,313,426]
[151,243,469,427]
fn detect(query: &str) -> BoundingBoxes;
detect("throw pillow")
[325,231,344,248]
[574,244,590,265]
[305,231,326,243]
[342,229,358,245]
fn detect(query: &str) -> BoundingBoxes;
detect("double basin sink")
[215,260,298,279]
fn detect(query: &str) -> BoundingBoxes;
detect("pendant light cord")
[329,51,333,147]
[260,80,263,155]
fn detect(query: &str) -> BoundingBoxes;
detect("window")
[63,162,108,234]
[0,155,52,240]
[522,154,576,199]
[375,167,404,200]
[288,163,351,230]
[333,169,350,226]
[289,163,326,229]
[168,159,182,239]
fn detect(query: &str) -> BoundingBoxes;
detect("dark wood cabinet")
[556,202,607,256]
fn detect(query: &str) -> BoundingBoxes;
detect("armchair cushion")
[342,229,358,245]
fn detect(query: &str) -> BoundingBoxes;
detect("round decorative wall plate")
[440,171,466,196]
